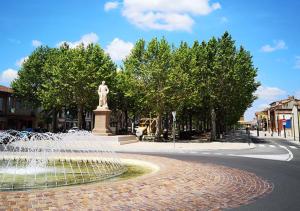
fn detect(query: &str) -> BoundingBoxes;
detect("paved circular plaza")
[0,154,273,211]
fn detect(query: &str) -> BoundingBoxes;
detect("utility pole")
[282,115,286,138]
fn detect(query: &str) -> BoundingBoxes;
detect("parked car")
[0,130,24,144]
[67,127,80,133]
[33,128,49,133]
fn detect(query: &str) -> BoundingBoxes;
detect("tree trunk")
[211,108,216,141]
[185,113,188,131]
[82,110,86,130]
[52,108,58,133]
[77,104,84,129]
[155,113,162,141]
[163,112,169,140]
[189,112,192,132]
[125,110,128,133]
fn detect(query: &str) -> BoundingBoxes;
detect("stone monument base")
[91,135,138,145]
[92,108,112,136]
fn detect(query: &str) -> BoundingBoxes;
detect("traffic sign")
[172,111,176,122]
[282,119,286,126]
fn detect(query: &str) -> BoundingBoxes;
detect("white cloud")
[255,86,286,101]
[220,16,228,23]
[15,56,29,67]
[105,38,133,61]
[104,1,119,11]
[0,69,18,85]
[295,90,300,99]
[110,0,221,31]
[260,40,287,53]
[294,56,300,69]
[257,103,269,110]
[56,33,99,48]
[244,86,287,121]
[32,40,42,47]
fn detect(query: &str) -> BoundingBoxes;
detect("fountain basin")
[0,130,128,191]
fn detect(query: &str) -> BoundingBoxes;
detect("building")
[0,85,37,130]
[255,110,268,131]
[0,85,125,133]
[255,96,300,139]
[238,116,256,129]
[292,104,300,141]
[56,109,93,131]
[268,96,299,135]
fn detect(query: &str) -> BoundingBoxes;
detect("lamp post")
[257,119,259,137]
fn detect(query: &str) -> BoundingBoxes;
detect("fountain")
[0,130,127,191]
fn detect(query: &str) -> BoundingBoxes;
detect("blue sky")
[1,0,300,120]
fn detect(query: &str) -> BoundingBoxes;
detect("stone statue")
[98,81,109,109]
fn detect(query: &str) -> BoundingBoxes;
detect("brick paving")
[0,154,273,211]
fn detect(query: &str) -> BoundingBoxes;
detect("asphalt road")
[1,133,300,210]
[137,136,300,211]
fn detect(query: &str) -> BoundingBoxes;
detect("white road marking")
[190,151,197,154]
[214,153,223,155]
[278,145,294,161]
[202,152,211,155]
[231,154,290,161]
[228,144,294,161]
[258,144,265,147]
[289,146,297,149]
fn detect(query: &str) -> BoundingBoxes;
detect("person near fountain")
[98,81,109,109]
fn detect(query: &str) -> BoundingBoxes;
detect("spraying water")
[0,130,126,190]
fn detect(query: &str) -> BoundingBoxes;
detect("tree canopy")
[121,32,259,140]
[12,32,259,140]
[12,43,116,131]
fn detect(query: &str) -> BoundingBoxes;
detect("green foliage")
[12,46,52,107]
[12,43,116,129]
[122,32,259,139]
[12,32,259,138]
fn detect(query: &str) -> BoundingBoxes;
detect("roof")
[269,96,300,109]
[0,85,13,93]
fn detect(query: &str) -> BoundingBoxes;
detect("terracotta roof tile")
[0,85,13,93]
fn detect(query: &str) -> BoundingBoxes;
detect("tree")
[13,43,117,131]
[170,42,194,132]
[124,38,176,140]
[12,46,52,107]
[13,32,259,138]
[200,32,259,139]
[11,46,61,131]
[41,43,117,129]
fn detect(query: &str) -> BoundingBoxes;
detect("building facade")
[256,96,300,139]
[0,85,37,130]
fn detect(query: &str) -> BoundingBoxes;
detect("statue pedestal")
[92,108,112,136]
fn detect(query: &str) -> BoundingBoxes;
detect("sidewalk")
[107,130,255,153]
[111,141,255,153]
[250,130,300,146]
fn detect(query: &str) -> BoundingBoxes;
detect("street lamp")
[257,119,259,137]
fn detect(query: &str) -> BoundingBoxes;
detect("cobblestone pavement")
[0,154,273,211]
